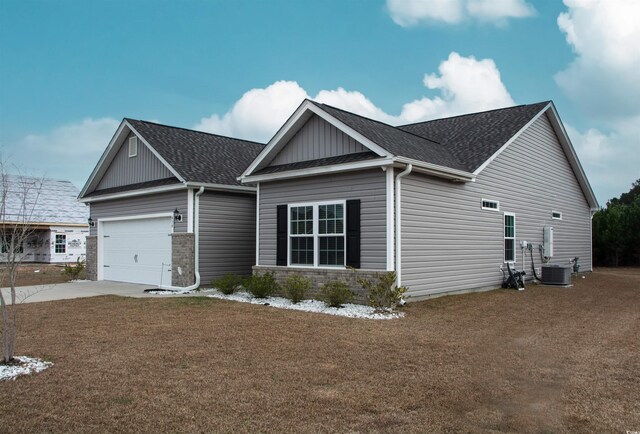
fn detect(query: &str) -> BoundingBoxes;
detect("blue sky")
[1,0,638,204]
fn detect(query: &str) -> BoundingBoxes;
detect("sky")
[0,0,638,205]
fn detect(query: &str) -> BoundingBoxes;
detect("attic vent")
[552,211,562,220]
[128,137,138,158]
[481,199,499,211]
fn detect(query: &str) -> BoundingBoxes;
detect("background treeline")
[593,179,640,266]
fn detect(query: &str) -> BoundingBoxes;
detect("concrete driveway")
[0,280,194,304]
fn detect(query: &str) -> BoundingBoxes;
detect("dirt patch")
[0,263,71,288]
[0,269,638,432]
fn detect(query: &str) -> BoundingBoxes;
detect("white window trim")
[128,136,138,158]
[504,212,516,263]
[481,198,500,211]
[287,200,347,269]
[552,211,562,220]
[54,234,67,254]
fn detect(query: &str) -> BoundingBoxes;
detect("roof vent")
[129,137,138,158]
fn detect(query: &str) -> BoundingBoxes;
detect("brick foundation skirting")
[252,265,389,305]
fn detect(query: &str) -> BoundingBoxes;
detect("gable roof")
[80,119,265,199]
[3,176,88,226]
[240,99,598,209]
[397,101,550,173]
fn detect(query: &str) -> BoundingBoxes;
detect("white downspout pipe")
[159,186,205,291]
[395,164,412,287]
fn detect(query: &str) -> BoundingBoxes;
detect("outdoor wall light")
[87,217,95,227]
[173,208,183,222]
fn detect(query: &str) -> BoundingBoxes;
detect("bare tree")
[0,160,44,363]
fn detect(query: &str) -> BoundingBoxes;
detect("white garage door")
[101,216,172,285]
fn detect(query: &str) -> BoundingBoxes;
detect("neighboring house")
[240,100,598,300]
[1,176,89,263]
[78,119,264,287]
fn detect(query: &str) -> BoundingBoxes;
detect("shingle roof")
[397,101,550,172]
[253,152,379,175]
[313,102,468,171]
[84,177,181,198]
[3,176,88,225]
[126,119,265,186]
[309,100,550,174]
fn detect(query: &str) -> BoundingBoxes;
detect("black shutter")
[346,199,361,269]
[276,205,287,266]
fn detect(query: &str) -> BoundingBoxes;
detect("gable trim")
[240,100,392,179]
[79,184,187,203]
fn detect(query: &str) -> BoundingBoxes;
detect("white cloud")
[3,117,120,189]
[555,0,640,120]
[387,0,535,26]
[555,0,640,203]
[195,52,514,141]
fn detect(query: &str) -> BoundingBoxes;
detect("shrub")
[283,274,311,304]
[364,271,407,309]
[212,274,243,295]
[321,280,354,308]
[63,259,85,280]
[358,271,407,311]
[244,272,279,298]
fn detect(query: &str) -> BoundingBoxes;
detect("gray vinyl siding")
[401,112,592,298]
[97,133,174,190]
[89,190,188,236]
[270,114,366,165]
[198,191,256,282]
[259,169,387,269]
[402,115,591,296]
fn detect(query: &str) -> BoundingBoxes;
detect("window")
[481,199,500,211]
[289,202,345,267]
[504,213,516,263]
[552,211,562,220]
[128,136,138,158]
[55,234,66,254]
[1,235,23,254]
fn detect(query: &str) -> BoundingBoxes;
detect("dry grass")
[0,263,70,287]
[1,268,639,432]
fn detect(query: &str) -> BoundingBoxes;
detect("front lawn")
[1,268,638,432]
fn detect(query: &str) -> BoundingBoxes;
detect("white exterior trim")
[287,199,347,269]
[481,198,500,211]
[504,212,516,264]
[385,167,395,271]
[255,183,260,266]
[79,121,128,198]
[184,182,256,193]
[241,158,395,183]
[187,188,194,232]
[395,164,413,287]
[394,157,475,182]
[96,212,173,281]
[551,210,562,220]
[241,100,392,178]
[79,183,186,203]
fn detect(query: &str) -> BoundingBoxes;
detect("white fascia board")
[79,120,128,198]
[240,100,393,179]
[545,104,600,210]
[472,102,552,177]
[184,182,256,193]
[394,157,475,182]
[79,184,187,203]
[125,120,186,183]
[241,157,396,183]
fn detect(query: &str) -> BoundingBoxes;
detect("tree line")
[593,179,640,266]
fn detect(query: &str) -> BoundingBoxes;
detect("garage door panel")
[101,216,172,285]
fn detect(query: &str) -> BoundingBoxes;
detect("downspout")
[159,186,205,291]
[395,164,412,287]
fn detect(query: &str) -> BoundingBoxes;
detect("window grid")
[288,202,345,267]
[318,204,345,266]
[504,213,515,262]
[481,199,500,211]
[55,234,66,254]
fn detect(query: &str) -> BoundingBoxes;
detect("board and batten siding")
[270,114,367,166]
[401,112,592,298]
[259,169,387,269]
[97,132,174,190]
[198,191,256,282]
[89,190,188,236]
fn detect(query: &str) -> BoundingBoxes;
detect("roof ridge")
[125,118,266,147]
[398,100,551,128]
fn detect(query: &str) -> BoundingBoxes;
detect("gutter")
[159,186,205,291]
[395,164,412,287]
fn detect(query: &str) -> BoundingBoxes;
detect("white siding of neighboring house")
[400,112,592,298]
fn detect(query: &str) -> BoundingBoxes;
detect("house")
[239,100,598,300]
[78,119,264,288]
[1,176,89,263]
